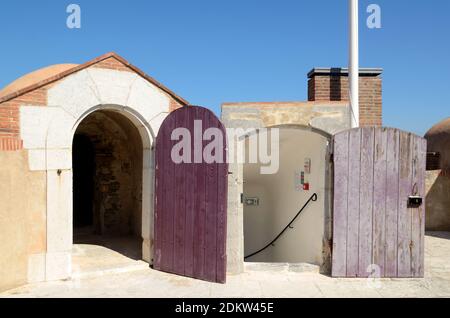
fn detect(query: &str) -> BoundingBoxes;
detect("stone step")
[244,262,320,273]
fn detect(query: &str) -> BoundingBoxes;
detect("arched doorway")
[242,126,332,270]
[72,110,145,272]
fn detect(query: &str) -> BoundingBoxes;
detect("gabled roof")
[0,52,189,105]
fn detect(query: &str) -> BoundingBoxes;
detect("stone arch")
[43,104,157,281]
[238,124,332,141]
[4,55,188,285]
[38,69,171,281]
[235,124,332,271]
[72,104,156,144]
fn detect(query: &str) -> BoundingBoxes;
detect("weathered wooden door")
[332,127,426,278]
[154,106,228,283]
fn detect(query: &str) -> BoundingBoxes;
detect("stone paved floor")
[72,233,148,279]
[2,232,450,298]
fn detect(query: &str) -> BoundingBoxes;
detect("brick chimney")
[307,68,383,127]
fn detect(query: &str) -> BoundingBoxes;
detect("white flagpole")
[349,0,359,128]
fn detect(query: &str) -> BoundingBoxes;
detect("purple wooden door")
[154,106,228,283]
[332,127,426,278]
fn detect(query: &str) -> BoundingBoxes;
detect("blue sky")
[0,0,448,135]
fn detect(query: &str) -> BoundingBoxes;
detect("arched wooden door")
[154,106,228,283]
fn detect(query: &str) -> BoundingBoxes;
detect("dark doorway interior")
[73,134,95,229]
[72,110,144,269]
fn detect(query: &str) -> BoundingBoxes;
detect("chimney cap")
[308,67,383,78]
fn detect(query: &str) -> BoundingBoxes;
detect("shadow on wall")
[329,69,342,101]
[426,170,450,231]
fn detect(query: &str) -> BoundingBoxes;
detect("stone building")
[0,52,383,291]
[425,118,450,231]
[0,53,187,291]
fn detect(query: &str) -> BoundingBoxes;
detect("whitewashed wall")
[243,128,330,266]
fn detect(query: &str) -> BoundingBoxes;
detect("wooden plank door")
[154,106,228,283]
[332,127,426,278]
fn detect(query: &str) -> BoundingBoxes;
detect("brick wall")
[308,68,383,127]
[92,57,133,73]
[0,87,49,150]
[169,99,184,112]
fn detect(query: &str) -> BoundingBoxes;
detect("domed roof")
[425,117,450,169]
[0,64,78,98]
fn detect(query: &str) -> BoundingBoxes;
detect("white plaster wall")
[243,129,329,265]
[20,67,172,282]
[243,183,274,261]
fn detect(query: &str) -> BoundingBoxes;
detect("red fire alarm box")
[303,183,310,191]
